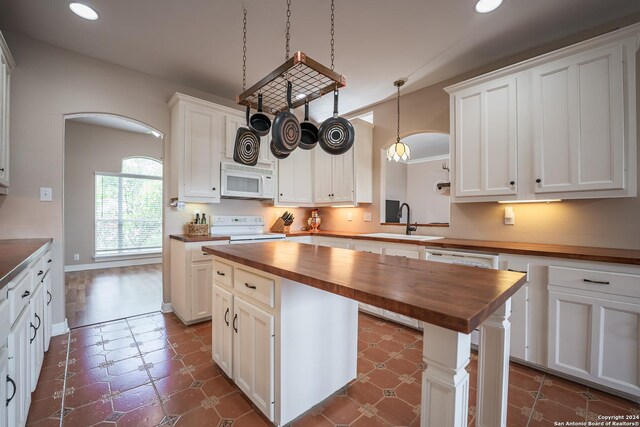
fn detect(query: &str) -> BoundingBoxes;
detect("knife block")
[270,218,286,233]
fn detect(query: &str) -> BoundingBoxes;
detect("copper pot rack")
[236,51,346,115]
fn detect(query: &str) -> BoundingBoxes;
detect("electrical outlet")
[363,212,372,222]
[40,187,52,202]
[73,254,79,261]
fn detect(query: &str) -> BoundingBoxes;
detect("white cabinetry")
[29,282,44,392]
[169,93,239,203]
[452,76,517,198]
[7,306,30,427]
[170,239,229,324]
[447,24,638,202]
[210,258,358,425]
[548,265,639,396]
[0,32,15,194]
[532,44,626,194]
[313,119,373,206]
[276,148,313,206]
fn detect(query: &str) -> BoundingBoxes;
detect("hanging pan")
[299,100,318,150]
[233,106,261,166]
[318,89,355,155]
[249,93,271,136]
[271,81,301,153]
[270,138,290,160]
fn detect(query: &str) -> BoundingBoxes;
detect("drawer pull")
[224,308,229,326]
[6,375,16,407]
[583,278,610,285]
[508,268,527,274]
[22,290,30,299]
[34,313,41,330]
[216,271,226,276]
[37,270,44,276]
[233,314,238,333]
[47,290,52,305]
[244,283,257,290]
[202,253,210,256]
[47,259,52,263]
[30,323,37,343]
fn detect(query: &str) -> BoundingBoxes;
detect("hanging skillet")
[299,100,318,150]
[233,106,261,166]
[249,94,271,136]
[270,138,290,160]
[318,89,354,155]
[271,81,301,153]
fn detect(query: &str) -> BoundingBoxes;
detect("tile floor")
[27,312,639,426]
[65,264,163,328]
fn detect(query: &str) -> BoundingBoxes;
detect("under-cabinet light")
[475,0,502,13]
[497,199,561,204]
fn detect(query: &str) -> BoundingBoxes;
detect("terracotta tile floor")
[28,312,639,426]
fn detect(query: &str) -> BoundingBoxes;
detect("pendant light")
[387,79,411,162]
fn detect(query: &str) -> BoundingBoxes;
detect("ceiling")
[2,0,639,121]
[403,133,449,160]
[68,114,160,135]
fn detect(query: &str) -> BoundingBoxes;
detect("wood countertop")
[203,241,526,334]
[287,231,640,265]
[0,238,53,290]
[169,234,230,243]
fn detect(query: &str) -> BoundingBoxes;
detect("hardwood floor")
[65,264,163,328]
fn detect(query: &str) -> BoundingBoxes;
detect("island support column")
[420,323,471,427]
[476,299,512,427]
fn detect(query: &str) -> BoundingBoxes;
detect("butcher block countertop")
[287,231,640,265]
[203,241,526,334]
[0,238,52,291]
[169,234,230,243]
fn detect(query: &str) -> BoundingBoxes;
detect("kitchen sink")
[358,233,444,241]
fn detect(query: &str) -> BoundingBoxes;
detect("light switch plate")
[347,212,352,221]
[40,187,52,202]
[364,212,372,222]
[504,207,515,225]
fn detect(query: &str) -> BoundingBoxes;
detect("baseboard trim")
[161,303,173,313]
[64,257,162,272]
[52,319,69,336]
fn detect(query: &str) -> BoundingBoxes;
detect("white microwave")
[220,162,275,200]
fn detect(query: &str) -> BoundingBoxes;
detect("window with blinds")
[95,157,162,257]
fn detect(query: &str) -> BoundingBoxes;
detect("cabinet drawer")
[0,298,9,346]
[213,260,233,288]
[8,271,31,325]
[234,269,275,308]
[192,249,215,262]
[549,266,639,298]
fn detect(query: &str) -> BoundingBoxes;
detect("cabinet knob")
[280,193,283,196]
[535,179,541,184]
[0,168,4,172]
[510,181,515,186]
[212,187,216,191]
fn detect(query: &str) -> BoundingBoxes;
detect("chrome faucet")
[398,203,417,235]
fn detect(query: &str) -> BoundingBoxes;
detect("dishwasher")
[424,248,499,346]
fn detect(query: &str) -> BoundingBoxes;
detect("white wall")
[406,159,450,224]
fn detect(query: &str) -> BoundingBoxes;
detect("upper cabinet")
[312,118,373,206]
[0,32,15,195]
[169,94,245,203]
[276,148,313,206]
[446,24,639,203]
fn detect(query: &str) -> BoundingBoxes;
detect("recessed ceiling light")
[475,0,502,13]
[69,3,99,21]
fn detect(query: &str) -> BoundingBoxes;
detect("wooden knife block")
[270,218,289,233]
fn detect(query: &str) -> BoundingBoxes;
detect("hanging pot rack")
[236,51,346,115]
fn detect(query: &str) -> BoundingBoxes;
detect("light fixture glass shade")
[386,142,411,162]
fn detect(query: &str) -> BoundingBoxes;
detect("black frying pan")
[249,93,271,136]
[299,100,318,150]
[270,137,290,160]
[271,81,301,153]
[318,89,355,155]
[233,106,261,166]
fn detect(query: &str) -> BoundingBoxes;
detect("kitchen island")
[203,241,526,427]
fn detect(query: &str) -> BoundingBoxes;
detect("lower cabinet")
[232,297,274,420]
[0,348,8,427]
[548,265,640,396]
[43,270,52,352]
[171,239,229,324]
[29,283,44,392]
[7,307,31,427]
[211,258,358,426]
